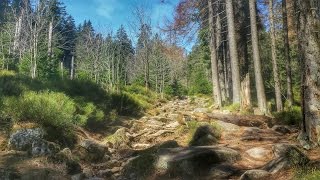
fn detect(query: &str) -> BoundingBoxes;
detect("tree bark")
[269,0,283,112]
[208,0,222,107]
[249,0,267,113]
[283,0,294,107]
[48,20,53,57]
[70,55,74,80]
[225,0,241,104]
[298,0,320,146]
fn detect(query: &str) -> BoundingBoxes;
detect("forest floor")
[1,97,320,179]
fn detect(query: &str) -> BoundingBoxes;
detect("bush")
[3,91,76,129]
[74,101,105,127]
[223,103,240,112]
[110,92,144,116]
[274,105,302,125]
[164,79,187,97]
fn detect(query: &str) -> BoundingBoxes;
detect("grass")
[0,70,160,146]
[295,167,320,180]
[273,106,302,125]
[222,103,240,112]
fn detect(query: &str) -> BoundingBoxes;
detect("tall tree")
[269,0,283,112]
[283,0,294,107]
[225,0,241,104]
[297,0,320,146]
[249,0,267,113]
[208,0,222,107]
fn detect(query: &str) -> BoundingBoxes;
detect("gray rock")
[215,120,240,132]
[272,125,291,134]
[78,139,108,162]
[9,128,44,151]
[263,144,309,174]
[207,164,238,179]
[193,108,209,113]
[8,128,59,156]
[71,173,85,180]
[97,169,112,178]
[104,128,130,149]
[0,168,20,180]
[246,147,271,159]
[166,121,180,128]
[189,125,219,146]
[156,146,240,176]
[240,169,270,180]
[82,168,93,178]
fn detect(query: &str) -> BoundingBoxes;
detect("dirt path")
[98,97,305,179]
[0,97,311,180]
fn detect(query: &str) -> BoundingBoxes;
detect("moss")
[295,167,320,180]
[273,106,302,125]
[177,120,222,145]
[122,154,157,179]
[104,128,129,148]
[223,103,240,112]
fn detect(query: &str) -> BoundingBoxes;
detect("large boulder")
[189,125,220,146]
[240,169,270,180]
[206,164,239,179]
[104,128,130,149]
[8,128,59,156]
[246,147,271,159]
[155,146,240,177]
[76,139,108,162]
[120,141,179,179]
[263,144,309,174]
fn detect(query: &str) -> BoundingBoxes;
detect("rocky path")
[89,97,308,180]
[0,97,316,180]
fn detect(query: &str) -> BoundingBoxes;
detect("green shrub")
[74,101,105,127]
[223,103,240,112]
[3,91,76,128]
[164,79,187,97]
[274,105,302,125]
[110,92,144,116]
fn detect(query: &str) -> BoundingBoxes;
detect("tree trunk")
[13,16,22,52]
[208,0,222,107]
[269,0,283,112]
[298,0,320,146]
[249,0,267,113]
[225,0,241,104]
[48,21,53,57]
[70,55,74,80]
[282,0,293,107]
[283,0,294,107]
[241,73,251,109]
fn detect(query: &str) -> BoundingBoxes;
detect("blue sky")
[60,0,179,38]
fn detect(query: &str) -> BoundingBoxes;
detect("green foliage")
[164,79,187,97]
[273,106,302,125]
[74,101,105,127]
[295,168,320,180]
[223,103,241,112]
[188,70,212,95]
[2,91,76,129]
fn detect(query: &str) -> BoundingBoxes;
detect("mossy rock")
[121,154,157,179]
[189,125,220,146]
[104,127,130,149]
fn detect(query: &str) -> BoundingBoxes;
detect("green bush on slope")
[3,91,76,128]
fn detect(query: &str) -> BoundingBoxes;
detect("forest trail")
[0,97,315,180]
[89,97,310,180]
